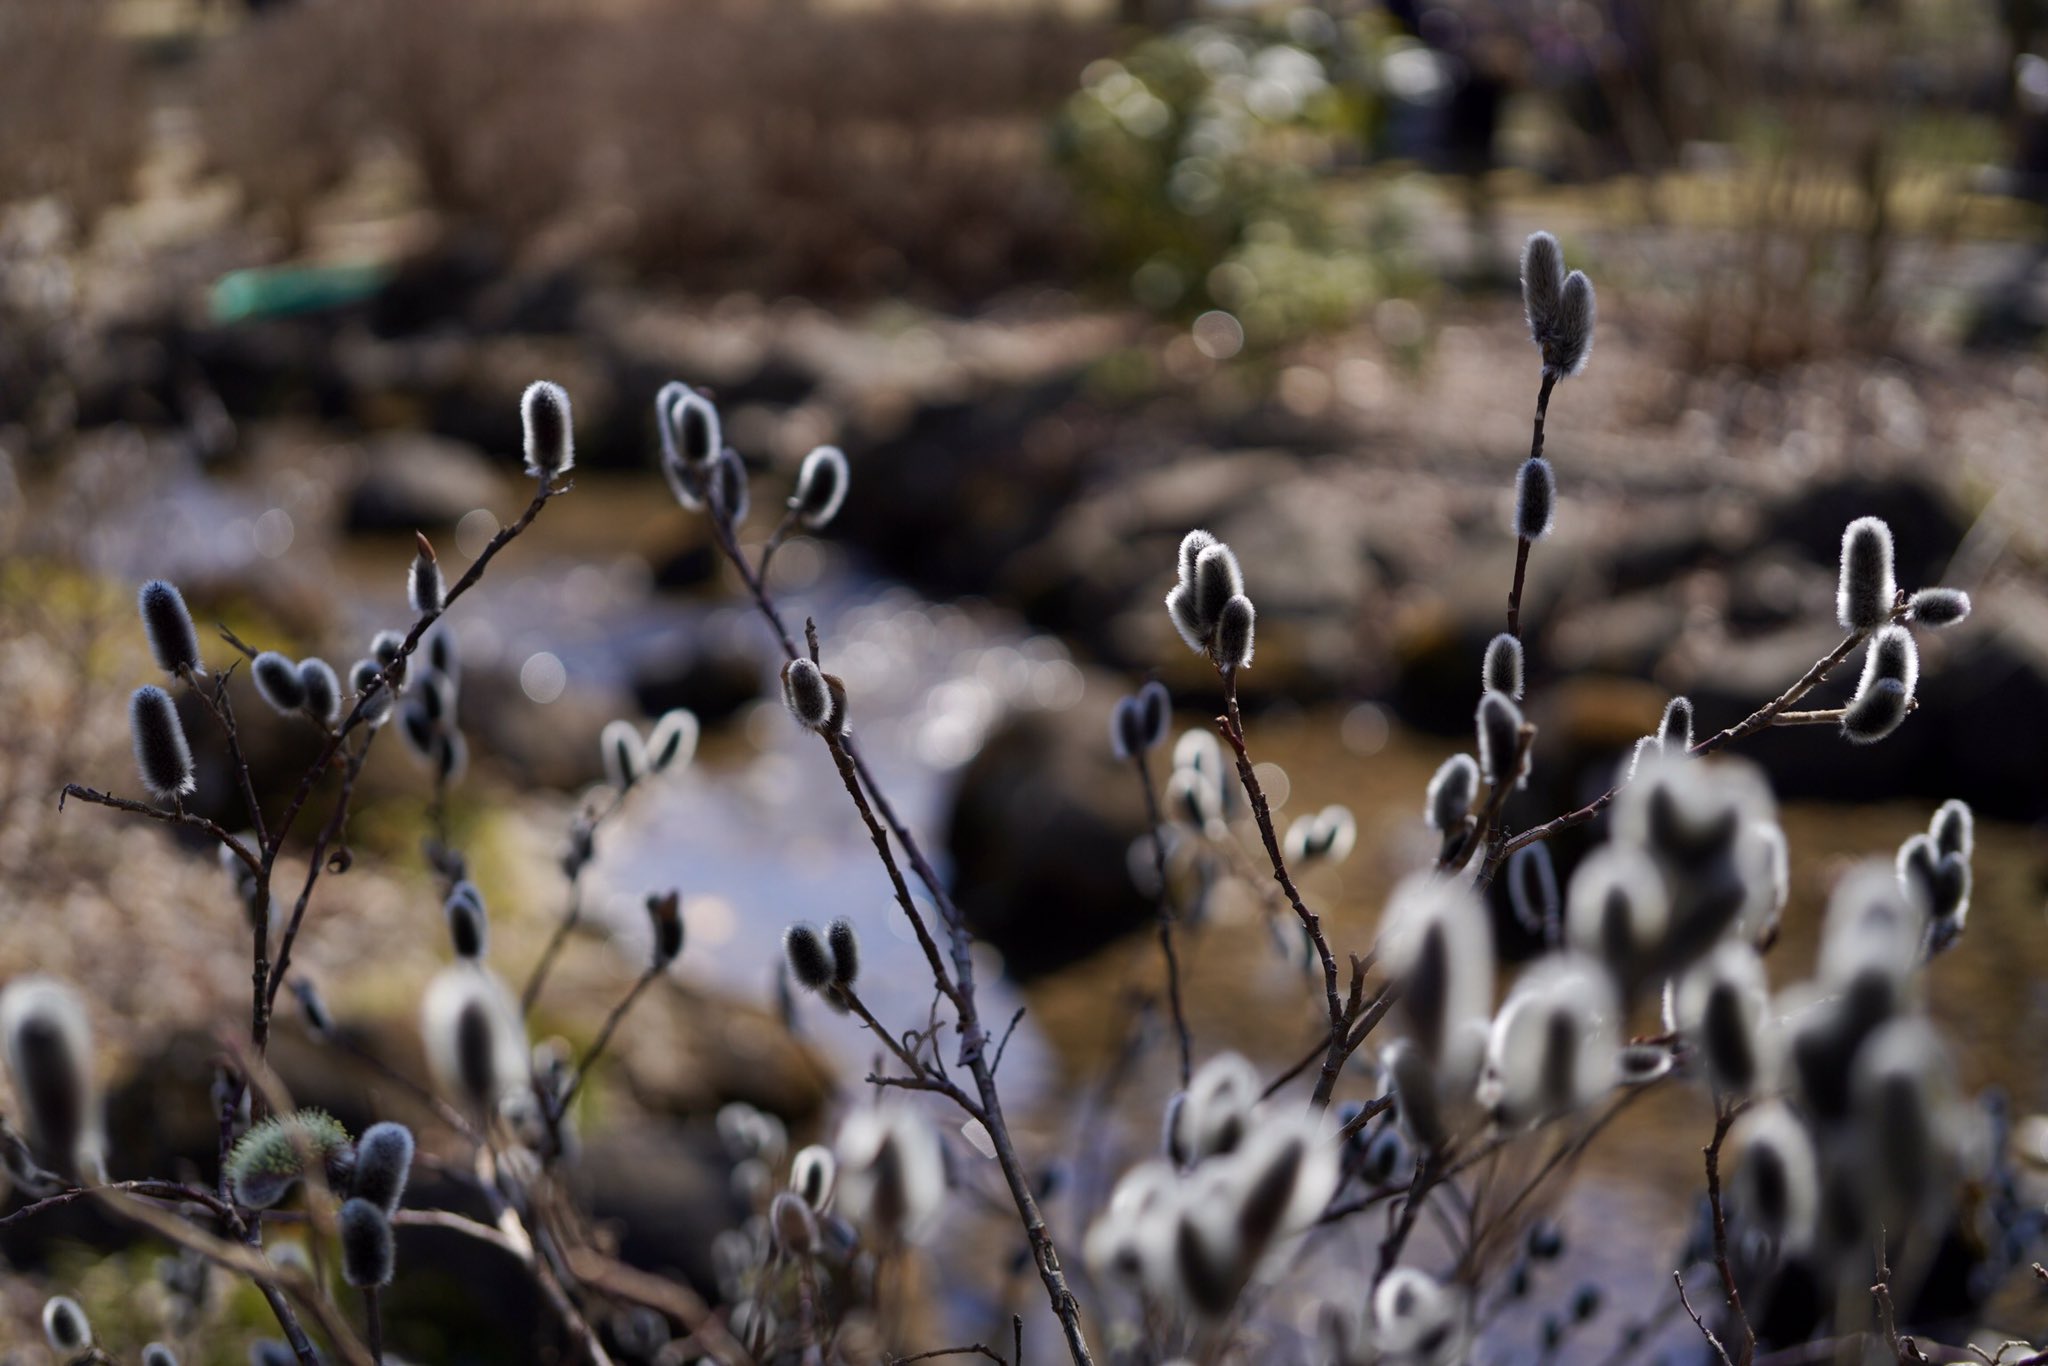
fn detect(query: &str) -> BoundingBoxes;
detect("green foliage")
[1053,8,1420,351]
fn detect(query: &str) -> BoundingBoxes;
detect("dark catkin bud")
[666,385,721,468]
[398,701,438,762]
[142,1344,180,1366]
[1483,633,1524,700]
[1476,691,1527,790]
[1659,696,1694,755]
[709,447,750,525]
[1192,542,1244,635]
[782,658,833,731]
[1843,696,1900,749]
[1515,458,1556,541]
[1897,833,1970,927]
[1,978,97,1177]
[1111,695,1145,760]
[790,445,850,529]
[130,684,196,802]
[1837,517,1897,630]
[251,651,306,714]
[291,978,333,1040]
[647,890,685,967]
[1214,594,1256,670]
[138,579,202,677]
[646,708,699,773]
[1906,587,1970,627]
[521,380,574,480]
[783,923,834,992]
[338,1197,395,1288]
[371,629,409,689]
[408,533,444,614]
[1930,799,1973,862]
[1135,679,1169,749]
[792,1143,836,1211]
[1424,754,1480,831]
[444,881,489,960]
[1548,270,1596,377]
[1521,232,1566,352]
[1862,624,1919,697]
[771,1190,818,1256]
[351,1122,415,1215]
[1507,842,1560,942]
[297,658,341,727]
[422,966,528,1114]
[42,1295,90,1353]
[424,623,459,682]
[1165,582,1206,654]
[434,731,468,786]
[1178,529,1217,586]
[349,658,394,726]
[827,917,860,987]
[601,719,647,792]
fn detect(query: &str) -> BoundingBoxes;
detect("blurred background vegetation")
[4,0,2048,1360]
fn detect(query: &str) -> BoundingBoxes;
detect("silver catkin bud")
[1483,633,1524,700]
[1514,458,1556,541]
[790,445,850,530]
[1507,841,1560,942]
[1424,753,1480,831]
[1165,582,1206,654]
[1930,798,1973,862]
[771,1189,818,1257]
[827,917,860,987]
[1520,232,1566,353]
[1192,543,1244,634]
[1858,624,1920,701]
[43,1295,91,1353]
[444,881,489,960]
[142,1344,180,1366]
[351,1122,415,1215]
[1214,594,1255,670]
[130,685,196,802]
[646,708,699,773]
[1136,679,1170,750]
[783,923,834,992]
[138,579,202,677]
[521,380,575,480]
[338,1197,395,1288]
[251,651,306,714]
[709,447,751,525]
[1906,587,1970,628]
[1476,691,1527,790]
[297,658,341,728]
[408,533,444,614]
[782,658,833,731]
[1836,517,1897,630]
[2,979,98,1178]
[647,890,685,967]
[349,658,394,726]
[1659,696,1694,755]
[1841,680,1909,744]
[664,385,721,468]
[1178,529,1218,587]
[792,1143,837,1211]
[601,719,648,792]
[1547,270,1595,377]
[371,630,409,689]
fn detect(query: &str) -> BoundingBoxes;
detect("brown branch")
[1213,668,1348,1109]
[1677,1270,1736,1366]
[1505,369,1556,641]
[1706,1095,1757,1366]
[57,785,257,878]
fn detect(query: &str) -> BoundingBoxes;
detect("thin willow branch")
[1677,1269,1737,1366]
[1214,667,1348,1109]
[551,966,663,1120]
[1706,1095,1757,1366]
[57,785,257,877]
[1506,369,1557,641]
[1130,744,1191,1086]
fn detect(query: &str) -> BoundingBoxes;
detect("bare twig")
[1130,743,1192,1086]
[1677,1269,1737,1366]
[1705,1096,1757,1366]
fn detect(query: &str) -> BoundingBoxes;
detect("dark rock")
[343,434,504,533]
[944,696,1152,977]
[626,630,767,727]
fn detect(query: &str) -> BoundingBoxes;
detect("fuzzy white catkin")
[1520,232,1566,349]
[130,684,196,801]
[420,966,529,1114]
[601,719,648,792]
[790,445,850,529]
[1482,633,1524,700]
[251,651,306,713]
[339,1197,395,1287]
[408,537,444,614]
[1191,543,1244,633]
[138,579,202,677]
[782,658,833,731]
[1214,594,1256,670]
[1514,458,1556,541]
[1836,517,1897,630]
[522,380,575,479]
[297,658,342,727]
[2,978,99,1176]
[1424,753,1479,831]
[42,1295,90,1352]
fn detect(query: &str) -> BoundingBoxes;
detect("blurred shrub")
[1052,8,1425,350]
[197,0,1105,302]
[0,0,141,229]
